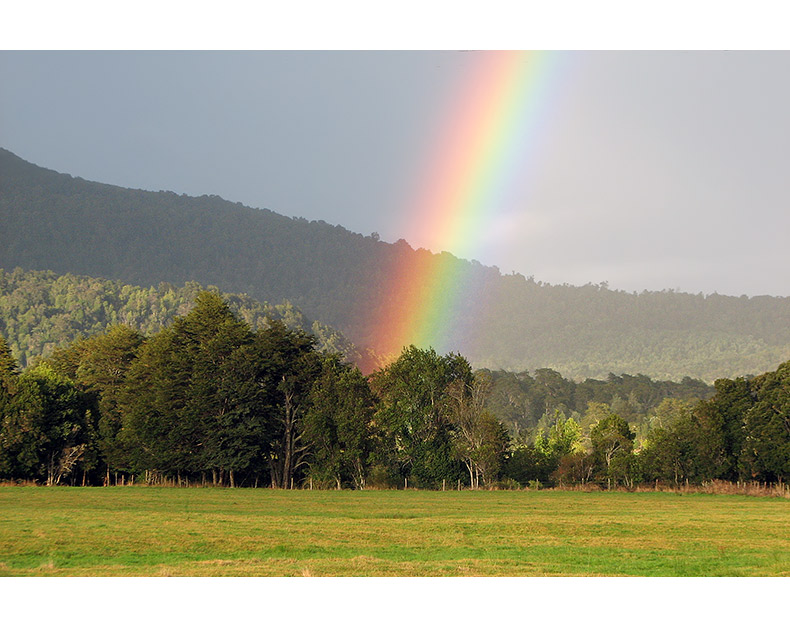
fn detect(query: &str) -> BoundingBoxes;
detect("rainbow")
[365,51,561,363]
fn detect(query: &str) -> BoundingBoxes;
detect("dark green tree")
[0,334,18,392]
[370,346,472,488]
[303,355,376,489]
[46,325,143,481]
[705,376,754,480]
[119,292,256,484]
[740,362,790,482]
[0,334,20,477]
[177,292,255,486]
[502,444,554,486]
[118,328,187,477]
[640,401,729,486]
[253,319,322,489]
[0,364,92,484]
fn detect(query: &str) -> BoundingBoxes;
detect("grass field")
[1,486,788,576]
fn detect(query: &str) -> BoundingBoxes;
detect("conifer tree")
[0,334,18,394]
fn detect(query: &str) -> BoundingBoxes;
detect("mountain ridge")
[2,147,789,381]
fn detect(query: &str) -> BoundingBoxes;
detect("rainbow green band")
[367,51,560,362]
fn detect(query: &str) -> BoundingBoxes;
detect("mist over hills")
[2,147,789,381]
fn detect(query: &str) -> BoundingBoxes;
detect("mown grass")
[1,486,788,576]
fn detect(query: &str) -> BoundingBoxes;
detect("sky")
[2,15,789,299]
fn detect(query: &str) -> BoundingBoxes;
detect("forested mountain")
[2,147,789,381]
[0,267,714,445]
[0,267,377,371]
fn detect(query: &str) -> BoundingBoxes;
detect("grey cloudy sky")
[1,50,788,297]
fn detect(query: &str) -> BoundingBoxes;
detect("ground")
[1,486,788,576]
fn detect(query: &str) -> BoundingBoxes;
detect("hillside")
[2,147,789,381]
[0,267,377,371]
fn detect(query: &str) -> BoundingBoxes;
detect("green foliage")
[502,445,555,485]
[647,398,694,431]
[589,408,636,487]
[444,373,509,488]
[637,360,790,485]
[370,346,473,488]
[44,325,143,473]
[118,292,276,485]
[0,364,93,484]
[738,362,790,482]
[304,356,377,489]
[641,414,715,485]
[0,266,374,371]
[1,276,788,491]
[119,328,192,474]
[0,334,18,390]
[503,409,586,488]
[3,148,790,382]
[535,410,583,461]
[253,319,323,488]
[0,336,20,476]
[482,367,714,437]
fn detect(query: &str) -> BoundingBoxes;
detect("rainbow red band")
[364,51,560,363]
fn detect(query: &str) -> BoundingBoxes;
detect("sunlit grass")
[1,487,788,576]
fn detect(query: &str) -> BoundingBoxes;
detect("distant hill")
[0,267,377,371]
[2,147,789,381]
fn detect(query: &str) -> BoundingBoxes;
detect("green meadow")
[1,487,788,576]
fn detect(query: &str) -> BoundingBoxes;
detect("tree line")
[1,292,788,489]
[482,366,713,440]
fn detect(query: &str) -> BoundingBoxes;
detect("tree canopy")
[0,291,788,491]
